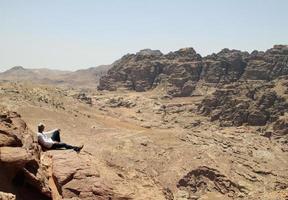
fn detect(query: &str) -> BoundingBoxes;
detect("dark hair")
[38,124,44,132]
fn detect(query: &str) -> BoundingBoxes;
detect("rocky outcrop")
[242,45,288,80]
[105,97,136,108]
[98,48,287,130]
[98,45,288,97]
[48,151,128,200]
[201,48,248,83]
[98,50,164,92]
[75,93,92,105]
[0,109,51,199]
[198,80,288,128]
[177,166,247,199]
[0,108,128,200]
[273,115,288,136]
[98,48,203,96]
[272,115,288,145]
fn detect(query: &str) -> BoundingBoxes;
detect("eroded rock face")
[242,45,288,80]
[49,151,129,200]
[99,45,288,97]
[0,109,51,199]
[98,51,164,92]
[0,112,25,147]
[272,115,288,145]
[273,116,288,136]
[201,49,248,83]
[98,48,203,96]
[0,147,32,167]
[198,81,288,127]
[177,166,247,199]
[0,108,131,200]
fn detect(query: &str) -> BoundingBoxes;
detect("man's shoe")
[74,145,84,153]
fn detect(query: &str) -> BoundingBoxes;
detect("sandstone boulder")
[0,147,32,167]
[50,151,128,200]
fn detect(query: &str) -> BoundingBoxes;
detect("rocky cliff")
[98,45,288,97]
[0,108,50,199]
[0,108,128,200]
[98,48,203,96]
[198,77,288,134]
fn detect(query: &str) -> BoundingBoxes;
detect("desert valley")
[0,45,288,200]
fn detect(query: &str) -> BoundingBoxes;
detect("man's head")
[38,123,45,132]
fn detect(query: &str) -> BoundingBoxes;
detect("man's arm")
[43,128,60,135]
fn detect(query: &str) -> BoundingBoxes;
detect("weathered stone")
[106,97,136,108]
[273,116,288,136]
[0,191,16,200]
[50,151,126,200]
[98,48,202,96]
[76,93,92,105]
[98,45,288,98]
[247,111,268,126]
[198,82,288,127]
[0,109,51,199]
[202,49,247,83]
[177,166,247,198]
[0,133,21,147]
[242,45,288,80]
[0,147,32,167]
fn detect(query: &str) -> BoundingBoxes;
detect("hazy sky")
[0,0,287,72]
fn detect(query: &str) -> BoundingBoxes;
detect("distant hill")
[0,65,111,88]
[61,65,111,87]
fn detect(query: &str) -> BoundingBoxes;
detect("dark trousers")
[51,142,75,150]
[50,130,76,150]
[51,130,61,142]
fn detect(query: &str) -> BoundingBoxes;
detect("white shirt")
[37,129,57,148]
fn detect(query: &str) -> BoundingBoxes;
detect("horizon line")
[1,44,287,73]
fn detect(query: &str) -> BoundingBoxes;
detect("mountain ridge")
[99,45,288,96]
[0,65,111,88]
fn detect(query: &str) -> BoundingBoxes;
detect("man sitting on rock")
[37,123,83,152]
